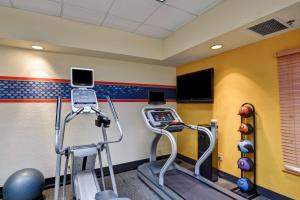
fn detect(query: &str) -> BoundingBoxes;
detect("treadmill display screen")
[151,111,174,122]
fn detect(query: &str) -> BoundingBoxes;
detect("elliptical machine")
[54,68,130,200]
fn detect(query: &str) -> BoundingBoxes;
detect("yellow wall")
[177,104,212,159]
[177,28,300,199]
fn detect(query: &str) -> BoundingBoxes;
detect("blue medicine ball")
[3,168,45,200]
[237,178,254,193]
[237,140,254,154]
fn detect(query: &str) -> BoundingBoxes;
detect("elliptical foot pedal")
[95,190,117,200]
[95,190,130,200]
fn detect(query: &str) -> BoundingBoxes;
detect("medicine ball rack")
[232,103,258,199]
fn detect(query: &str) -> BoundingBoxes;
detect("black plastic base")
[232,187,259,200]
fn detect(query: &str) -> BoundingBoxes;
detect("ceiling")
[164,1,300,66]
[0,0,299,66]
[0,0,223,39]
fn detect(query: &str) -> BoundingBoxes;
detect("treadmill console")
[151,111,174,122]
[71,89,98,113]
[145,108,184,132]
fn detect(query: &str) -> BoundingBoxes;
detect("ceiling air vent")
[248,18,290,36]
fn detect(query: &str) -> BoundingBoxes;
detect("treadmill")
[138,107,246,200]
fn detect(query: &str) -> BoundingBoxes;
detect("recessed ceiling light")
[211,44,223,50]
[31,45,44,50]
[156,0,165,2]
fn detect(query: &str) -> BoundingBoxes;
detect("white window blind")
[277,48,300,175]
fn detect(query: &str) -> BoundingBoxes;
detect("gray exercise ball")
[3,168,45,200]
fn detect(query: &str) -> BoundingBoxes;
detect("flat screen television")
[148,91,166,105]
[176,68,214,103]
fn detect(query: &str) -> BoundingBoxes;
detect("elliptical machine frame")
[54,68,129,200]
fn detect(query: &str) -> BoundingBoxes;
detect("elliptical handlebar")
[55,96,62,131]
[65,107,84,123]
[55,100,84,155]
[106,96,123,142]
[107,96,119,121]
[55,96,63,155]
[92,96,124,146]
[91,107,107,118]
[55,95,124,155]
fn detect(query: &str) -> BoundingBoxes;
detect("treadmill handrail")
[141,106,217,180]
[158,129,177,186]
[187,125,216,176]
[141,107,179,186]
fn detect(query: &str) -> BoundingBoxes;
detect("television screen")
[148,91,166,105]
[71,68,94,88]
[176,68,214,103]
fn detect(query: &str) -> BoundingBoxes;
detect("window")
[277,48,300,175]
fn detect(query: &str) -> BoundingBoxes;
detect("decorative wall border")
[0,76,176,103]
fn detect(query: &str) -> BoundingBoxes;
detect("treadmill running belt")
[164,170,233,200]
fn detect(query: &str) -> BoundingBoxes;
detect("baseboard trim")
[177,153,293,200]
[0,155,169,198]
[177,153,197,165]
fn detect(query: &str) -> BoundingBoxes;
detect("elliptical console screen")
[151,111,174,122]
[71,68,94,88]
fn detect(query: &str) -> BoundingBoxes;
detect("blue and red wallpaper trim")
[0,76,176,103]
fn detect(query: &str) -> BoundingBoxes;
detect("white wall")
[0,46,176,185]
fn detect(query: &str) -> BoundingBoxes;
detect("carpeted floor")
[43,169,271,200]
[43,170,161,200]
